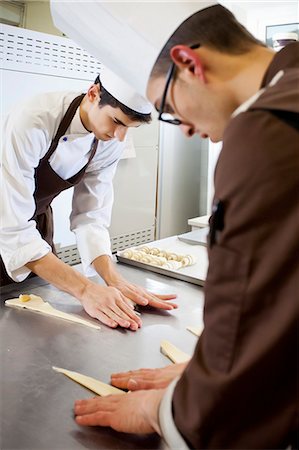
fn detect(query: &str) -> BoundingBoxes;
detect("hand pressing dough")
[52,366,125,396]
[160,340,191,364]
[5,294,101,330]
[186,325,204,337]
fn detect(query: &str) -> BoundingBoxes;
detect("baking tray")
[116,254,205,286]
[116,236,209,286]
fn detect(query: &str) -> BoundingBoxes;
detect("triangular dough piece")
[186,325,203,337]
[5,295,100,330]
[160,340,191,364]
[52,366,125,396]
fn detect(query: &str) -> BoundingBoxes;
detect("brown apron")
[0,94,98,286]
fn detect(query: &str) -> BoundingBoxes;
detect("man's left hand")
[110,280,178,310]
[74,389,165,434]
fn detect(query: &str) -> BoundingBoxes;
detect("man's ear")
[170,45,206,83]
[87,83,100,103]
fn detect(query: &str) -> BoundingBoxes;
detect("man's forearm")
[26,252,92,300]
[92,254,124,285]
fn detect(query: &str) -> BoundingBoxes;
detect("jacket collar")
[261,42,299,88]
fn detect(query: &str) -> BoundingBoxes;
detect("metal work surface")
[0,262,204,450]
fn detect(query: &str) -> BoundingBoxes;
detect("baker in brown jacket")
[52,2,299,448]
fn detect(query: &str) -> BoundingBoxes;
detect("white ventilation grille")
[56,244,81,266]
[0,23,101,78]
[57,228,155,266]
[111,228,155,253]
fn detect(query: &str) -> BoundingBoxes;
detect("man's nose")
[114,126,127,142]
[179,123,195,138]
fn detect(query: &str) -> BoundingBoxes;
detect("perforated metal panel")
[57,228,155,266]
[111,228,155,253]
[56,244,81,266]
[0,23,101,78]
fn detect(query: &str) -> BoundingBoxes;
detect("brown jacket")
[173,43,299,448]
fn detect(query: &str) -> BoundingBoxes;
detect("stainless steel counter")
[0,262,204,450]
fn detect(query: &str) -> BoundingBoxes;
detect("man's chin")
[210,136,220,143]
[209,132,223,143]
[97,134,113,141]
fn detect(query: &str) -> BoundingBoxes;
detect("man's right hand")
[110,362,188,390]
[26,253,142,330]
[80,283,142,330]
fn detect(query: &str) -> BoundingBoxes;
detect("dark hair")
[94,75,151,123]
[151,5,265,78]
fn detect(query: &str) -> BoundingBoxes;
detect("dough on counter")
[19,294,31,302]
[186,325,204,337]
[52,366,125,396]
[160,340,191,364]
[5,295,101,330]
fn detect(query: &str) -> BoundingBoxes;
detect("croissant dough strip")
[186,325,203,337]
[52,366,125,396]
[160,340,191,364]
[5,295,101,330]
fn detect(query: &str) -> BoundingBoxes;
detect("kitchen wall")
[24,0,63,36]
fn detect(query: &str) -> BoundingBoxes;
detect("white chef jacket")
[1,91,126,282]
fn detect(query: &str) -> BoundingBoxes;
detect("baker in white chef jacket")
[0,66,177,330]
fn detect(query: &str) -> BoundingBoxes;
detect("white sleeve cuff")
[3,239,51,282]
[159,378,189,450]
[74,224,112,277]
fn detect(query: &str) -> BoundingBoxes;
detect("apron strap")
[43,93,86,161]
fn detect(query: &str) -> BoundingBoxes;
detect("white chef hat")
[51,1,218,98]
[99,65,152,114]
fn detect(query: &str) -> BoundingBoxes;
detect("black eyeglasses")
[158,44,200,126]
[158,62,182,125]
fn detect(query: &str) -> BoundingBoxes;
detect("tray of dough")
[116,236,208,286]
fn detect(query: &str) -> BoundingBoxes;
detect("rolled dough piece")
[181,255,196,267]
[167,252,179,261]
[119,246,196,270]
[163,261,182,271]
[137,246,150,254]
[52,366,125,396]
[5,295,101,330]
[149,247,160,256]
[160,340,191,364]
[186,325,204,337]
[19,294,31,302]
[122,249,134,258]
